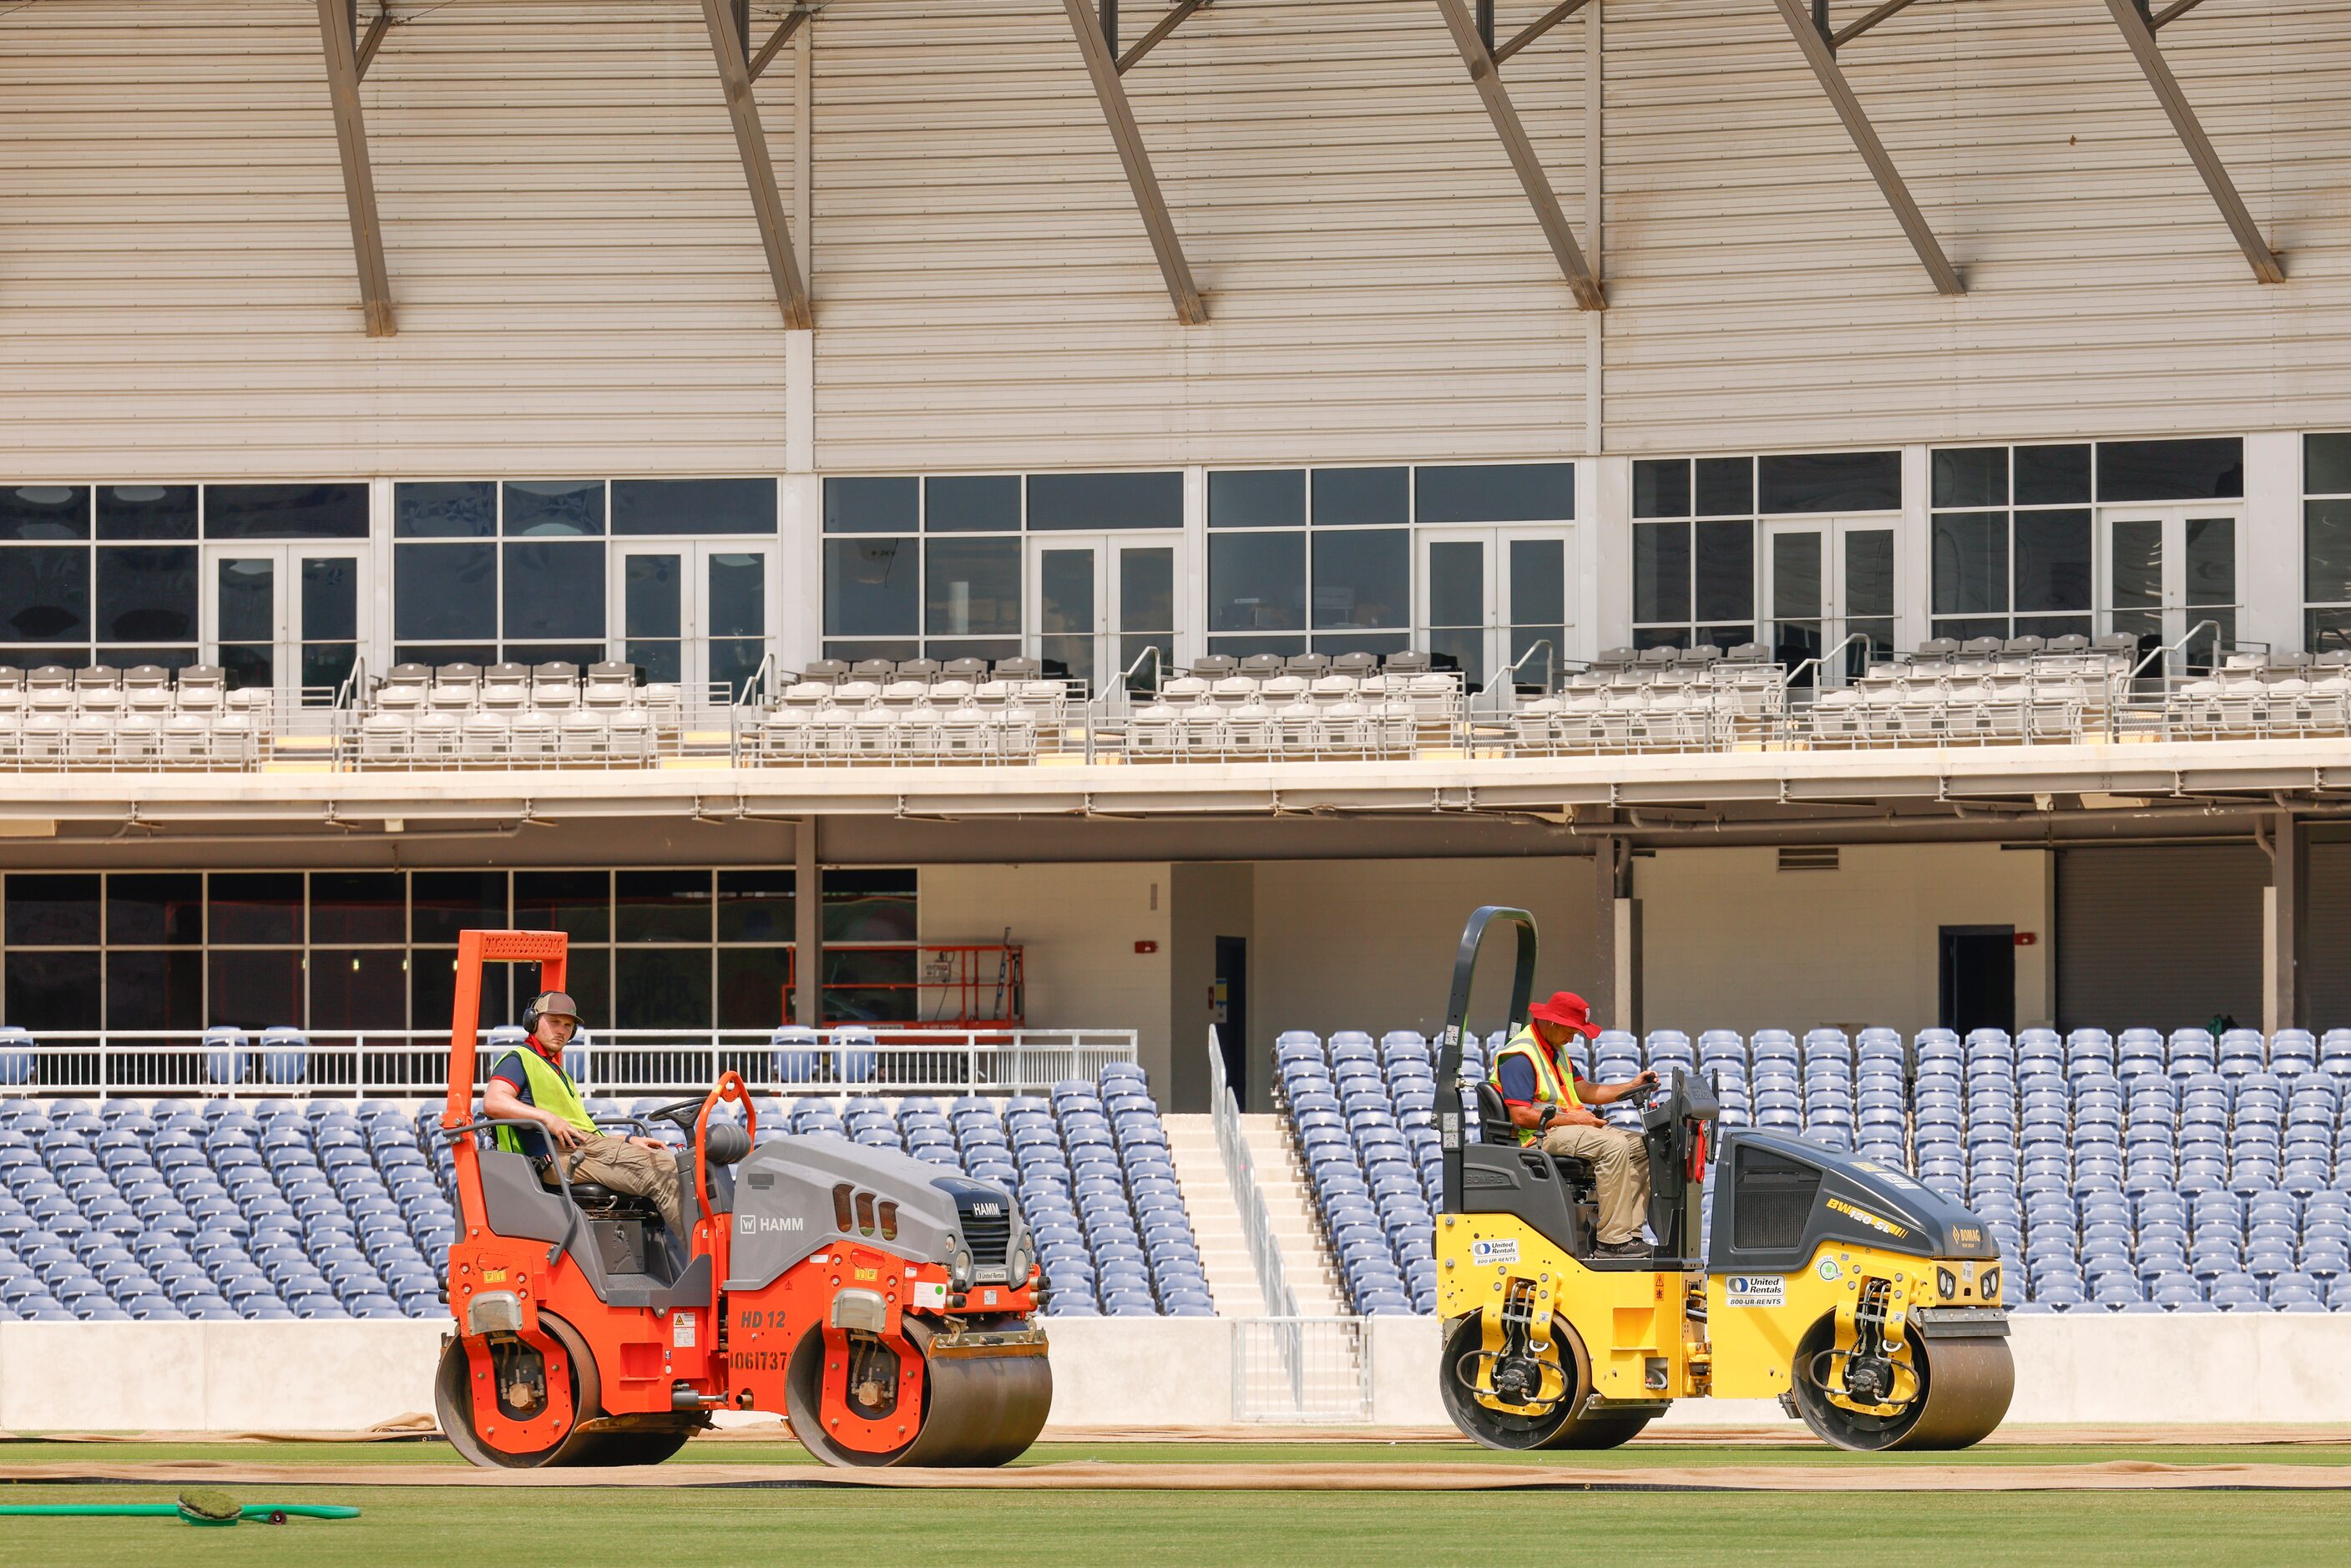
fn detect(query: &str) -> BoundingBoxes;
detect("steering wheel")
[640,1095,710,1133]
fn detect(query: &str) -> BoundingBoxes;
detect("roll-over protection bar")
[1436,905,1539,1214]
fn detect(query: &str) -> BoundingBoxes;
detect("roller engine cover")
[724,1136,1029,1290]
[1707,1128,2000,1275]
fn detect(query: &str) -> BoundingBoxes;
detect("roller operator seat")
[1473,1080,1596,1191]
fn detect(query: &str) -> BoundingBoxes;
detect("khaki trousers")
[1540,1124,1651,1246]
[561,1135,686,1239]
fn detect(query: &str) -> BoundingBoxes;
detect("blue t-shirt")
[1496,1054,1542,1106]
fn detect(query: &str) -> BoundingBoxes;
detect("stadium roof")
[269,1,2283,337]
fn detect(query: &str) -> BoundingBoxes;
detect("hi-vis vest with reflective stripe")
[493,1046,596,1155]
[1489,1026,1583,1146]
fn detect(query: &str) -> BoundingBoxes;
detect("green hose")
[0,1498,361,1525]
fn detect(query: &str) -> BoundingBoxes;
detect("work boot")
[1591,1238,1652,1260]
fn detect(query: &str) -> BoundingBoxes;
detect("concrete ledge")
[3,1314,2346,1433]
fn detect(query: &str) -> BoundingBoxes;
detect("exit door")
[1939,926,2015,1036]
[201,544,364,700]
[1417,529,1570,691]
[1762,519,1893,685]
[1214,935,1249,1105]
[1030,538,1178,695]
[2101,509,2240,674]
[614,543,771,697]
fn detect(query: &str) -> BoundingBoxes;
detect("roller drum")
[1791,1317,2014,1452]
[785,1318,1052,1469]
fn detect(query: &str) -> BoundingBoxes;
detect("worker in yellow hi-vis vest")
[483,991,685,1238]
[1490,992,1659,1259]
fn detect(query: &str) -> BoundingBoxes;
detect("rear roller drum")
[1438,1313,1655,1451]
[1790,1316,2014,1452]
[435,1312,609,1469]
[784,1319,1052,1469]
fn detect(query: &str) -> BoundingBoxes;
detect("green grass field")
[6,1438,2350,1567]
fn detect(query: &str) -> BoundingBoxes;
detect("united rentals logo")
[1826,1196,1909,1239]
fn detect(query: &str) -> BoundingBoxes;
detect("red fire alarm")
[2014,933,2038,947]
[1135,940,1158,954]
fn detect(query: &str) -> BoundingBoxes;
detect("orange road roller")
[432,929,1051,1467]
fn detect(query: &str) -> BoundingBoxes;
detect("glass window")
[503,480,604,537]
[1209,470,1305,529]
[1758,452,1899,513]
[209,873,303,946]
[8,949,102,1031]
[717,946,794,1030]
[301,555,358,642]
[1028,471,1183,530]
[393,544,497,642]
[0,546,90,644]
[2014,444,2091,505]
[1311,467,1408,526]
[824,868,916,943]
[717,869,796,943]
[825,476,919,534]
[309,949,409,1032]
[1931,513,2006,617]
[1632,522,1691,625]
[205,483,367,539]
[411,871,508,945]
[413,948,506,1034]
[94,546,197,644]
[1692,521,1754,623]
[924,475,1019,533]
[502,541,604,640]
[612,478,775,535]
[2097,438,2243,503]
[0,485,89,541]
[206,948,303,1029]
[924,537,1021,637]
[616,870,711,943]
[822,947,917,1024]
[824,537,918,637]
[2014,510,2091,615]
[2307,498,2351,607]
[2308,433,2351,498]
[105,949,205,1031]
[1310,529,1408,630]
[107,873,203,946]
[2185,516,2236,607]
[1415,463,1573,524]
[1209,530,1305,633]
[614,948,713,1030]
[310,872,406,946]
[1632,459,1690,519]
[394,481,498,539]
[1695,458,1754,518]
[515,870,611,942]
[7,873,101,946]
[96,484,198,541]
[1932,448,2006,509]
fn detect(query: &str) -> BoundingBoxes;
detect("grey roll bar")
[1435,904,1540,1214]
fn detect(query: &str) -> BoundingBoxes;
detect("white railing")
[0,1027,1137,1101]
[1231,1317,1373,1424]
[1208,1026,1296,1320]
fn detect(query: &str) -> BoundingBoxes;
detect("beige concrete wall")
[918,861,1173,1089]
[1249,856,1600,1110]
[1635,843,2055,1039]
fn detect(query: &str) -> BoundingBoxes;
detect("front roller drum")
[784,1318,1053,1468]
[1790,1317,2014,1452]
[1437,1313,1660,1451]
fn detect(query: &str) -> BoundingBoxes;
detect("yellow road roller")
[1434,907,2014,1452]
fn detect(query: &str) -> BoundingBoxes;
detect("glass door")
[2101,510,2238,673]
[1030,536,1178,695]
[1762,519,1893,685]
[203,544,361,700]
[1418,529,1572,691]
[615,544,770,696]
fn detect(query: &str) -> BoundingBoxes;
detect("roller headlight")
[1007,1240,1032,1286]
[948,1240,973,1290]
[1980,1267,2000,1299]
[1937,1268,1958,1299]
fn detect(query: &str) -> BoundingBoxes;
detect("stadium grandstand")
[4,0,2351,1444]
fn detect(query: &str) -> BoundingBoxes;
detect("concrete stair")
[1165,1113,1346,1318]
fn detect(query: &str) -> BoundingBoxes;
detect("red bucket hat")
[1526,991,1600,1040]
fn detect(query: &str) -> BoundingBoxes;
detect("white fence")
[0,1027,1137,1100]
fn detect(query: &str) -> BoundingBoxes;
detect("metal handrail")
[1207,1026,1298,1323]
[1782,631,1873,695]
